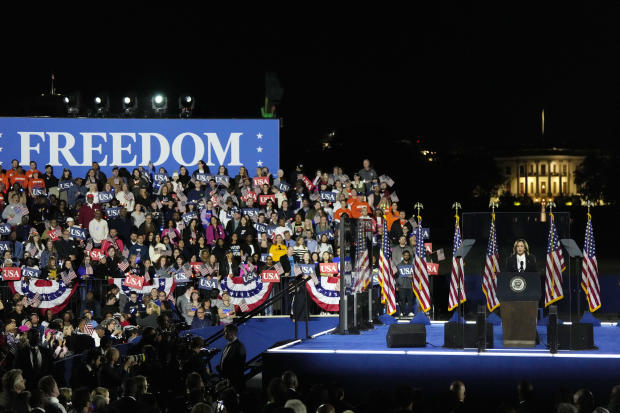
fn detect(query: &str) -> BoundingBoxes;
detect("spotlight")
[151,94,168,116]
[93,93,109,117]
[178,94,195,118]
[63,92,81,116]
[122,94,138,117]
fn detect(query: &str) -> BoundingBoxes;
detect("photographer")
[98,347,136,401]
[182,337,211,384]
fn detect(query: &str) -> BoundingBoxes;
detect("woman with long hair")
[205,216,225,247]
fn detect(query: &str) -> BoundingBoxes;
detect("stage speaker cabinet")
[554,323,595,350]
[386,324,426,348]
[444,322,494,349]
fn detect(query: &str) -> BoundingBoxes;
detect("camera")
[120,353,146,365]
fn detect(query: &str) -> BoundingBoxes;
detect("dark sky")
[2,2,619,153]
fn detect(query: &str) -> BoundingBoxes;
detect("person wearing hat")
[77,193,102,229]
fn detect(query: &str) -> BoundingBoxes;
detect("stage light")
[63,92,81,116]
[178,94,195,118]
[93,93,110,117]
[122,94,138,117]
[151,94,168,116]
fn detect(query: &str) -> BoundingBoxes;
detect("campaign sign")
[198,278,218,290]
[105,207,120,218]
[0,241,11,251]
[182,212,198,224]
[32,188,46,196]
[69,226,88,240]
[277,181,290,192]
[153,173,168,182]
[123,274,145,289]
[215,175,230,186]
[2,267,21,281]
[241,208,259,219]
[58,181,75,191]
[195,173,210,182]
[253,176,270,188]
[298,263,316,275]
[22,267,41,278]
[398,265,414,278]
[266,225,277,239]
[97,191,115,203]
[319,262,339,274]
[261,270,280,283]
[320,191,337,203]
[88,249,105,261]
[317,229,335,240]
[425,243,433,254]
[259,194,276,206]
[413,227,431,240]
[174,271,191,283]
[301,176,314,190]
[426,262,439,275]
[0,224,11,235]
[0,118,279,177]
[255,223,267,234]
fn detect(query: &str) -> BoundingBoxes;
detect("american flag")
[412,216,431,313]
[84,323,94,335]
[448,214,466,311]
[353,221,370,293]
[29,293,41,307]
[378,218,397,315]
[581,212,601,312]
[482,212,500,311]
[239,299,250,312]
[544,213,565,307]
[199,264,210,276]
[61,269,77,285]
[118,260,129,272]
[183,264,193,278]
[293,264,303,277]
[274,261,284,275]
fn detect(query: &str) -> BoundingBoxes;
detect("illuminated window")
[541,182,546,193]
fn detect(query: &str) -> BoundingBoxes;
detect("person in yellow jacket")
[269,235,288,262]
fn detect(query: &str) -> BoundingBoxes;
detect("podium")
[496,272,541,347]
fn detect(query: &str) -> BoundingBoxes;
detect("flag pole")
[452,201,464,347]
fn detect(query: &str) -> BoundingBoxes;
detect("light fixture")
[151,93,168,116]
[122,94,138,117]
[178,94,195,118]
[92,93,109,117]
[63,92,81,116]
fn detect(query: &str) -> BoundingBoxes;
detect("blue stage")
[263,321,620,405]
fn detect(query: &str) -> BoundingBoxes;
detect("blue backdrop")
[0,117,279,177]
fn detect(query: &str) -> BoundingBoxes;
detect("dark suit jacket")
[219,259,240,277]
[506,254,537,273]
[14,345,53,389]
[219,338,246,391]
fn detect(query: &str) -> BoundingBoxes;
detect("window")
[505,166,511,175]
[519,165,525,176]
[530,183,534,193]
[519,183,525,194]
[563,165,567,175]
[541,182,546,193]
[563,182,568,194]
[552,164,556,173]
[530,165,534,174]
[540,165,546,175]
[553,182,557,194]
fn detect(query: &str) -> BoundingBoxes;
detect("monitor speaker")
[386,324,426,348]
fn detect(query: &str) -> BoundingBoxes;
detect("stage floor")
[263,322,620,403]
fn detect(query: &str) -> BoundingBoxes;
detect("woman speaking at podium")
[506,239,537,273]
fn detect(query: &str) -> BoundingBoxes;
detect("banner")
[97,191,115,203]
[105,207,120,218]
[2,267,21,281]
[319,262,339,274]
[58,181,75,191]
[306,276,340,312]
[426,262,439,275]
[0,224,11,235]
[320,191,337,203]
[253,176,270,188]
[32,188,46,196]
[88,249,105,261]
[0,118,279,177]
[397,265,414,278]
[413,227,431,240]
[261,270,280,283]
[259,194,276,206]
[277,181,290,192]
[22,267,42,278]
[0,241,11,251]
[109,277,176,299]
[69,226,88,240]
[123,274,145,289]
[198,278,218,290]
[219,273,273,311]
[9,279,79,313]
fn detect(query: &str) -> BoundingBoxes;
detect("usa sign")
[2,267,21,281]
[261,270,280,283]
[0,118,279,177]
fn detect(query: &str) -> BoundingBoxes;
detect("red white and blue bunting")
[219,276,273,312]
[108,277,177,298]
[306,276,340,312]
[9,279,79,314]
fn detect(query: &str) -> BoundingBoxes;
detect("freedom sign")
[0,117,279,177]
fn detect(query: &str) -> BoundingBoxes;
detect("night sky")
[2,3,619,172]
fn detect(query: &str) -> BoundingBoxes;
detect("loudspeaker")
[555,323,594,350]
[386,324,426,348]
[444,322,494,348]
[548,306,558,354]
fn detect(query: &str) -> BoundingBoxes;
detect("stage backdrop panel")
[0,117,279,176]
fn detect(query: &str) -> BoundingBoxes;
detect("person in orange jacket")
[27,170,46,195]
[25,161,41,180]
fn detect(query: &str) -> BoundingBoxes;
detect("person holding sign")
[396,250,416,317]
[218,292,236,324]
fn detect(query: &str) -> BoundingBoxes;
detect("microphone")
[520,261,524,272]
